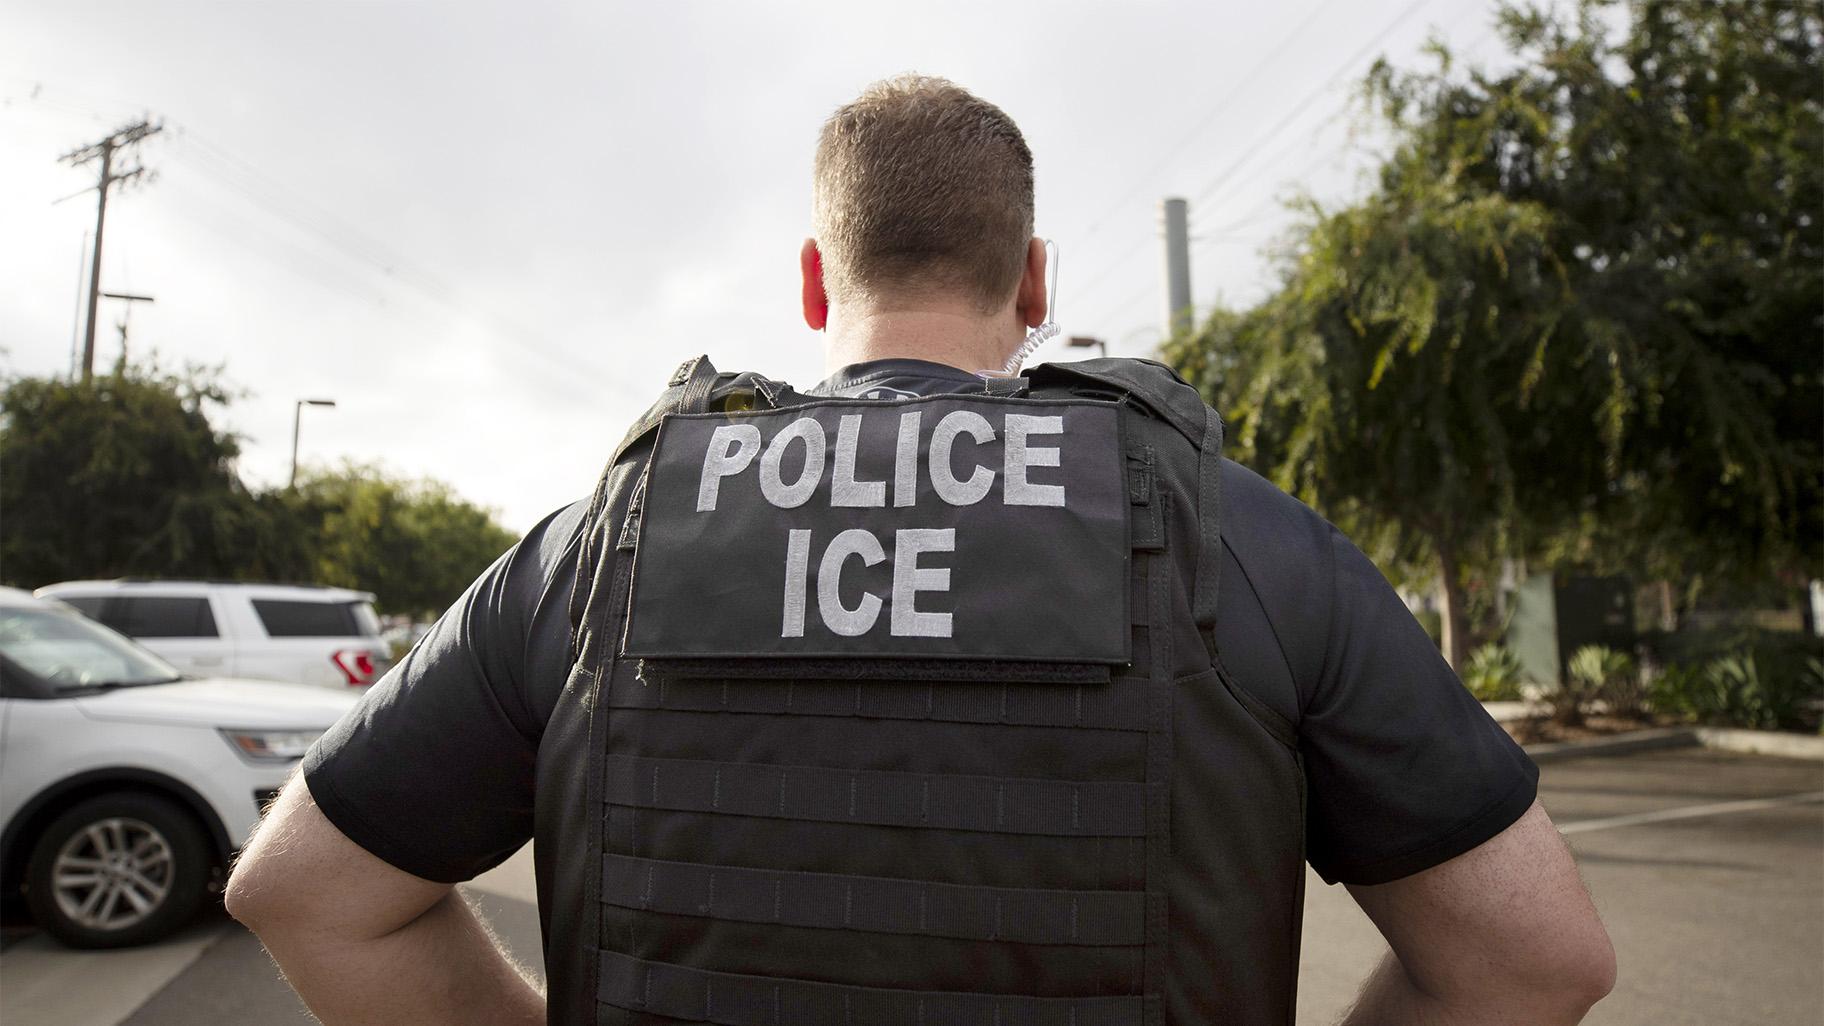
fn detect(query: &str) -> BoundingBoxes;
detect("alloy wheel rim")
[50,817,174,932]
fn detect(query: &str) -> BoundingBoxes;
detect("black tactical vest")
[540,356,1308,1026]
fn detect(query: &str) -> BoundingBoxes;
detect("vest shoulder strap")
[611,355,823,465]
[1025,357,1209,446]
[1028,357,1226,652]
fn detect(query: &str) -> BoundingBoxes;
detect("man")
[229,76,1615,1025]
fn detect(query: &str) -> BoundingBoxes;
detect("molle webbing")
[603,674,1153,733]
[601,854,1145,946]
[602,754,1152,837]
[599,952,1145,1026]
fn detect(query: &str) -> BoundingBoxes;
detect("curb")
[1694,727,1824,761]
[1520,726,1824,763]
[1482,701,1532,723]
[1523,728,1700,764]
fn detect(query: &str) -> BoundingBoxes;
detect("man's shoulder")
[1217,458,1335,570]
[1212,457,1340,699]
[522,498,594,588]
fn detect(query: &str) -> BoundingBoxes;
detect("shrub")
[1462,644,1524,702]
[1650,652,1824,732]
[1559,645,1635,726]
[1645,631,1824,732]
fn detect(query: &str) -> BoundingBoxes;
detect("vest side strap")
[603,754,1153,838]
[601,853,1144,947]
[598,951,1146,1026]
[604,675,1151,733]
[1192,404,1225,660]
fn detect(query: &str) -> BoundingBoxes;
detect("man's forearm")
[1340,952,1599,1026]
[251,889,543,1026]
[1339,955,1456,1026]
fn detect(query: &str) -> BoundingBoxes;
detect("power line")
[1073,0,1460,340]
[1184,0,1436,212]
[1184,11,1517,265]
[1071,0,1438,320]
[60,119,163,383]
[157,128,640,402]
[1075,0,1346,238]
[11,83,641,405]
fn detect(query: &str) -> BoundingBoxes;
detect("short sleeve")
[302,501,587,883]
[1299,526,1539,886]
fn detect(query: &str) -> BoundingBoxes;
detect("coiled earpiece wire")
[982,239,1059,377]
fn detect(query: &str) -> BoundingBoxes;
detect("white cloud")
[1,0,1505,531]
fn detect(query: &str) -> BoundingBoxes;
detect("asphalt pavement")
[1,748,1818,1025]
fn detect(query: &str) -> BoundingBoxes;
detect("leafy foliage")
[1163,0,1823,666]
[1564,644,1638,724]
[0,365,280,585]
[1647,628,1824,731]
[1462,642,1525,702]
[1,365,515,618]
[287,464,517,618]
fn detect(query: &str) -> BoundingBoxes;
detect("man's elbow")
[1516,919,1618,1018]
[1568,931,1619,1011]
[224,854,286,932]
[225,812,315,934]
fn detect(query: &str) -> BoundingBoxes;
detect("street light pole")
[1067,335,1108,358]
[290,398,337,489]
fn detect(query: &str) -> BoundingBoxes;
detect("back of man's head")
[814,75,1035,315]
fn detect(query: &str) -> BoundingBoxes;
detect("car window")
[56,595,109,620]
[0,608,183,689]
[253,599,378,638]
[115,596,218,638]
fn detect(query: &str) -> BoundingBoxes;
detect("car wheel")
[24,793,212,949]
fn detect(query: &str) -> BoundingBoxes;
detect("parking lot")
[2,747,1819,1026]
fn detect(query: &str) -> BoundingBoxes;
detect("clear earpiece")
[982,239,1059,377]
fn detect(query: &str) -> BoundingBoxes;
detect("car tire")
[24,792,212,949]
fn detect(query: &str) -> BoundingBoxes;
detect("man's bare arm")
[1340,801,1615,1025]
[225,775,543,1026]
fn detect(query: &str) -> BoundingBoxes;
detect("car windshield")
[0,606,184,689]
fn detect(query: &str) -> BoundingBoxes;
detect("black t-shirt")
[303,358,1535,888]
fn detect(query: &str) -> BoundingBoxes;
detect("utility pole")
[1162,197,1193,338]
[60,120,162,384]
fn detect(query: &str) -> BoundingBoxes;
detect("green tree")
[1165,0,1822,667]
[1374,0,1822,591]
[287,463,517,619]
[2,364,517,619]
[0,365,281,588]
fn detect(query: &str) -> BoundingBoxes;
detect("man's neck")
[822,308,1022,375]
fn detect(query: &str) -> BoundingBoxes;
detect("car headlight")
[220,728,325,762]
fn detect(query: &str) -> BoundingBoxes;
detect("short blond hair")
[813,75,1035,312]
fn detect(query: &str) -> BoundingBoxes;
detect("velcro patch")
[622,395,1129,665]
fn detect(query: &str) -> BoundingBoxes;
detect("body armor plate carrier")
[557,356,1308,1026]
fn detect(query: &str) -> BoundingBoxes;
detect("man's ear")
[1017,237,1048,329]
[801,239,829,331]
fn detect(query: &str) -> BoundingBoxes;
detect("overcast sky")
[3,0,1516,532]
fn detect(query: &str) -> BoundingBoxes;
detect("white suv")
[0,588,356,947]
[36,580,392,690]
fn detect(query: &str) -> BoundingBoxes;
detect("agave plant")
[1560,645,1636,726]
[1462,644,1524,702]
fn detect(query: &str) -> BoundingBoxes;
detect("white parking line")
[0,919,227,1026]
[1559,791,1824,835]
